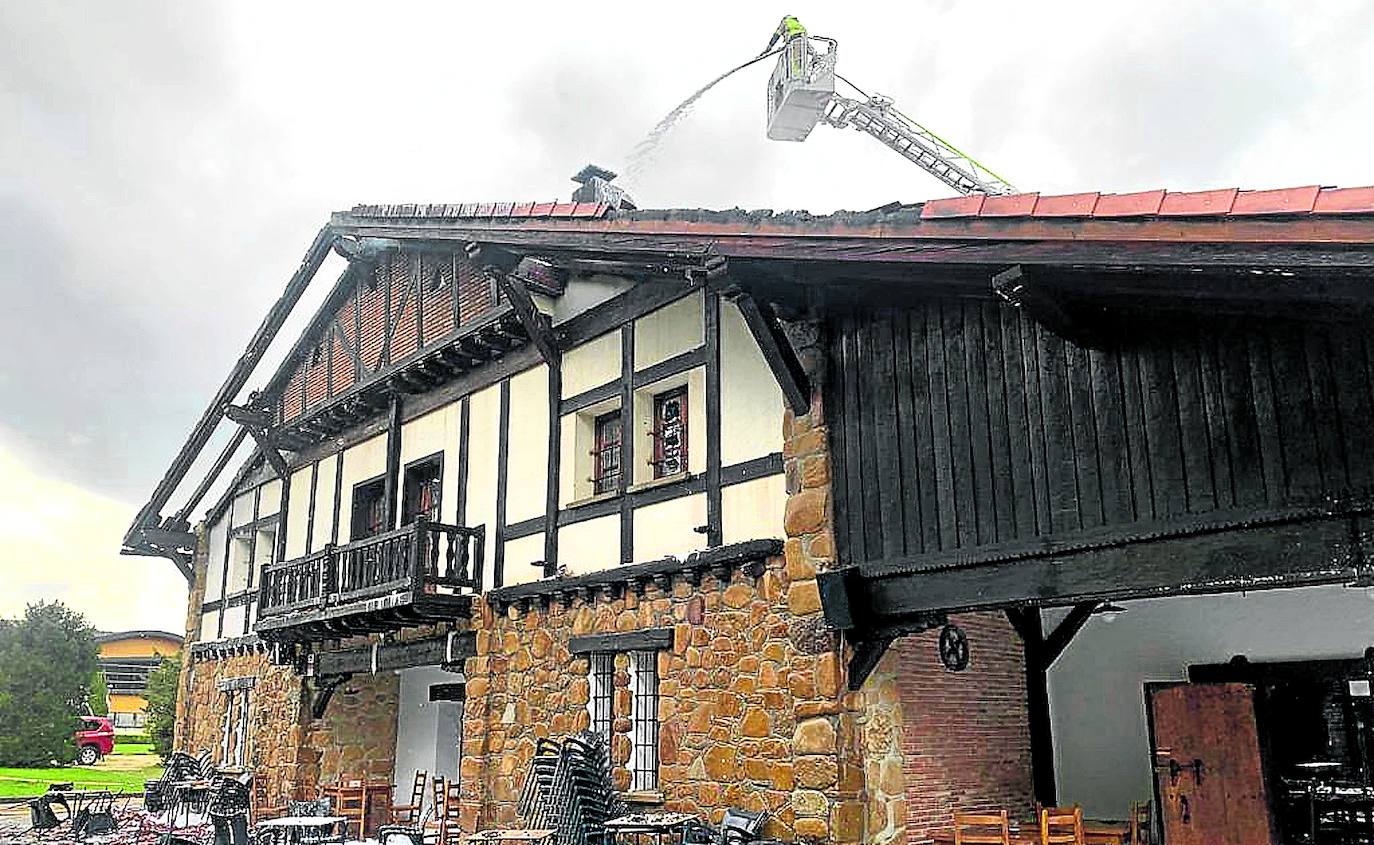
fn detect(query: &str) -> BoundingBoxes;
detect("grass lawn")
[0,751,162,799]
[113,740,154,755]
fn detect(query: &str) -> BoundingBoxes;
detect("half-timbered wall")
[200,476,281,641]
[828,297,1374,570]
[195,280,789,642]
[278,252,498,423]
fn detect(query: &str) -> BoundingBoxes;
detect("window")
[220,687,252,767]
[592,411,623,495]
[651,388,688,478]
[584,650,659,791]
[402,456,443,524]
[351,477,387,540]
[588,653,615,745]
[629,651,660,791]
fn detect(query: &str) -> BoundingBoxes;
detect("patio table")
[254,814,348,845]
[604,812,698,845]
[464,828,557,844]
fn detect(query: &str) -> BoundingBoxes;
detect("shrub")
[144,656,180,759]
[0,602,98,766]
[87,671,109,717]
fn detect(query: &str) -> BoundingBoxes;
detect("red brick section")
[894,613,1034,844]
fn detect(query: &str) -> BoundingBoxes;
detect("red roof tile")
[1092,190,1166,217]
[980,193,1038,217]
[920,194,985,219]
[1033,192,1100,217]
[1231,186,1320,215]
[1313,186,1374,215]
[1158,188,1238,216]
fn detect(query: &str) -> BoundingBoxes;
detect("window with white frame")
[217,678,255,768]
[628,651,660,791]
[587,652,615,745]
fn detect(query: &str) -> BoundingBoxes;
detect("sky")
[1,0,1371,634]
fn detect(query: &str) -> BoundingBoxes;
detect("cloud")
[0,441,187,633]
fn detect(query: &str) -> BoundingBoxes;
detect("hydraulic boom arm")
[822,94,1015,196]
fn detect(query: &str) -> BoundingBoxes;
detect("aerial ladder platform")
[765,36,1015,197]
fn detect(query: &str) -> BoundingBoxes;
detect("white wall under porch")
[1047,583,1374,819]
[393,666,463,803]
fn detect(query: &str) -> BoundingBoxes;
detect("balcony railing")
[255,518,484,638]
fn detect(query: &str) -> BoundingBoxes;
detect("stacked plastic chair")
[517,732,626,845]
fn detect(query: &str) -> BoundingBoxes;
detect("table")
[254,815,348,844]
[604,812,698,845]
[465,828,557,844]
[931,819,1128,845]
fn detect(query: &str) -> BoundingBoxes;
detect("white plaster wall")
[231,491,256,528]
[634,292,703,369]
[284,468,312,560]
[204,514,228,603]
[502,533,546,587]
[393,666,462,801]
[1048,584,1374,819]
[338,435,387,542]
[632,494,707,563]
[258,479,281,517]
[720,300,785,466]
[220,603,246,636]
[464,385,501,591]
[562,331,620,398]
[225,535,252,594]
[506,366,549,524]
[198,611,218,642]
[400,407,449,467]
[550,275,635,325]
[559,516,619,575]
[721,474,785,544]
[310,456,339,553]
[630,369,706,484]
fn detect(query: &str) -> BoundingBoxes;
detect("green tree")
[144,655,180,759]
[0,602,98,766]
[87,670,109,716]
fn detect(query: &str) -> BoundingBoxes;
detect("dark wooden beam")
[993,265,1107,348]
[734,293,812,415]
[1042,601,1100,666]
[314,632,476,675]
[128,225,335,546]
[1005,607,1057,807]
[497,271,560,366]
[169,426,250,529]
[384,395,403,530]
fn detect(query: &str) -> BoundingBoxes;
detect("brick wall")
[893,613,1033,844]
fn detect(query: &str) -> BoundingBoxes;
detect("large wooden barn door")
[1146,683,1277,845]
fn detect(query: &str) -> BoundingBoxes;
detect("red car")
[75,716,114,765]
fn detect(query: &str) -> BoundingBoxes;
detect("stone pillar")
[174,526,209,751]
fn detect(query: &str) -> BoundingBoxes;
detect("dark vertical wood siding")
[828,299,1374,567]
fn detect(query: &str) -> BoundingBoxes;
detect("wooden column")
[1006,601,1098,808]
[384,395,403,530]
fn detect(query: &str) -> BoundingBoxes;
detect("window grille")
[651,388,688,478]
[629,651,660,791]
[402,457,443,524]
[587,653,615,745]
[592,412,623,494]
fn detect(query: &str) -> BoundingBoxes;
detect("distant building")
[94,630,183,730]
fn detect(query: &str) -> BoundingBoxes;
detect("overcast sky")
[2,0,1371,634]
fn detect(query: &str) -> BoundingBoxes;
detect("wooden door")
[1146,682,1277,845]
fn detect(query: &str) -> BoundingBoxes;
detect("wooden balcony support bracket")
[310,672,353,719]
[733,292,812,416]
[224,401,290,479]
[817,566,947,690]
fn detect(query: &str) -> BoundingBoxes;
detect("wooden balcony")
[255,518,484,642]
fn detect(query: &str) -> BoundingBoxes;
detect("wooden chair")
[392,770,428,826]
[441,781,463,845]
[251,774,286,822]
[953,810,1011,845]
[1040,805,1085,845]
[1129,801,1152,844]
[366,775,394,835]
[423,776,447,845]
[331,779,367,840]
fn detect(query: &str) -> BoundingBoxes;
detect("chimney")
[571,164,636,210]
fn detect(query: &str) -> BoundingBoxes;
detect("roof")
[93,630,184,645]
[919,185,1374,220]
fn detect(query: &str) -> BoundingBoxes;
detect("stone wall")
[458,551,862,843]
[311,670,400,784]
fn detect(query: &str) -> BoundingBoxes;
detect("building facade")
[133,184,1374,844]
[94,630,183,730]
